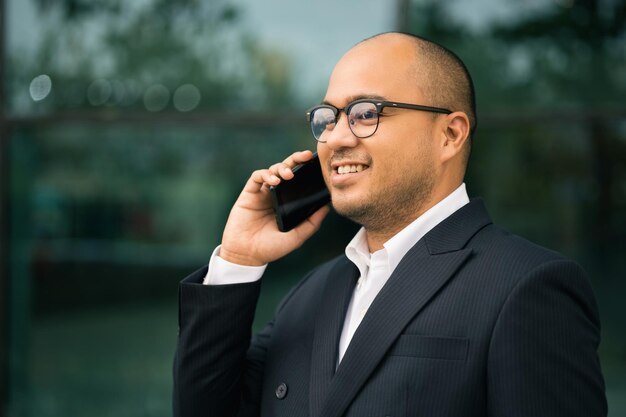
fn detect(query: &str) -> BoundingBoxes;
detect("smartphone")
[269,153,331,232]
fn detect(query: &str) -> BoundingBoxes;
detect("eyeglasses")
[306,99,452,142]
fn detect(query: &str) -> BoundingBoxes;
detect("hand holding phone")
[270,153,331,232]
[219,150,330,267]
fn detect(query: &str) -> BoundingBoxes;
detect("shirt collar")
[345,183,470,276]
[345,227,371,279]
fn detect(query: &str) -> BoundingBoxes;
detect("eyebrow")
[321,94,388,107]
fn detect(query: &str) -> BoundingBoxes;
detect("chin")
[331,196,369,223]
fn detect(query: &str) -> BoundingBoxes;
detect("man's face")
[317,35,439,233]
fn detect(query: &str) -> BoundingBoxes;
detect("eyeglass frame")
[305,99,453,142]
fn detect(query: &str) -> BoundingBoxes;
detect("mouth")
[334,163,369,175]
[328,160,371,187]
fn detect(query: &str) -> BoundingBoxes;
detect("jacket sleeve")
[173,266,267,417]
[487,259,607,417]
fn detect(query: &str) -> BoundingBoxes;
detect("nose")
[323,112,359,150]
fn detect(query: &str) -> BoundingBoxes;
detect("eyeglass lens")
[310,102,379,141]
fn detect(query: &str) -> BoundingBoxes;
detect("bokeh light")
[143,84,170,112]
[29,74,52,102]
[87,79,112,106]
[173,84,201,112]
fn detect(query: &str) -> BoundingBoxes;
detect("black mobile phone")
[269,153,331,232]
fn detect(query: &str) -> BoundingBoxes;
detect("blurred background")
[0,0,624,415]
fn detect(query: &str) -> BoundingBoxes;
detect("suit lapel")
[309,257,359,417]
[318,245,472,417]
[315,199,492,417]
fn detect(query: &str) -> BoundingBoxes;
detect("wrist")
[219,246,266,267]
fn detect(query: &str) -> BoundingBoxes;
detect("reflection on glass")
[87,79,112,106]
[173,84,201,112]
[29,74,52,102]
[6,0,298,115]
[143,84,170,112]
[4,1,625,416]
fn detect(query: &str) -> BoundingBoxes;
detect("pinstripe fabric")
[318,247,472,417]
[173,199,607,417]
[309,260,359,417]
[173,272,262,416]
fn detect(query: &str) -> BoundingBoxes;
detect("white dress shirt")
[204,183,470,364]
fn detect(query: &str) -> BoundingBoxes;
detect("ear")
[439,111,470,163]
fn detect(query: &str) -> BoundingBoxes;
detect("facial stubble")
[331,152,436,236]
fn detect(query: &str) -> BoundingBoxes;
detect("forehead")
[324,36,424,106]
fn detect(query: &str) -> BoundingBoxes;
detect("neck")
[362,182,463,252]
[365,230,397,252]
[364,208,427,252]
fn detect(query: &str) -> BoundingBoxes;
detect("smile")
[336,164,368,175]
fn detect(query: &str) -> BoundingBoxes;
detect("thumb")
[290,205,331,241]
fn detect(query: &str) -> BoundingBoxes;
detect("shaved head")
[357,33,477,166]
[363,32,477,139]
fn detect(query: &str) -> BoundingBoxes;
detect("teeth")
[337,164,366,174]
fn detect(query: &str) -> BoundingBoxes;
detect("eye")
[357,110,376,120]
[350,103,378,125]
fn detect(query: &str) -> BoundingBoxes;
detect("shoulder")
[467,224,574,275]
[465,222,597,310]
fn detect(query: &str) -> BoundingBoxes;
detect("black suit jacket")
[173,199,607,417]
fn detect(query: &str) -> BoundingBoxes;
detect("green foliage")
[8,0,295,114]
[492,0,626,107]
[407,0,625,110]
[407,0,626,262]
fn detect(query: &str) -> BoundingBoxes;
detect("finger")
[250,169,280,186]
[243,150,314,193]
[282,150,314,168]
[244,169,280,192]
[276,150,315,180]
[290,204,330,240]
[261,169,282,186]
[268,163,294,180]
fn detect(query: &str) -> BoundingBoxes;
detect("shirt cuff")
[203,245,267,285]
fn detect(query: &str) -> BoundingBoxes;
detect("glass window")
[3,0,625,416]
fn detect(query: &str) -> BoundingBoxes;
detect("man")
[173,32,606,417]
